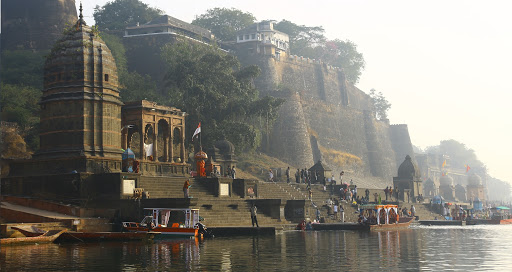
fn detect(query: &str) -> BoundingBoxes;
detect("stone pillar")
[180,127,185,163]
[140,122,145,161]
[153,124,158,161]
[121,129,128,150]
[163,130,168,162]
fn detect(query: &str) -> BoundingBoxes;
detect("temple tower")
[36,5,123,159]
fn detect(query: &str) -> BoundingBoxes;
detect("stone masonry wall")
[238,51,409,181]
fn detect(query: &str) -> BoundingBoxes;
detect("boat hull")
[124,225,198,237]
[57,232,157,242]
[0,230,65,245]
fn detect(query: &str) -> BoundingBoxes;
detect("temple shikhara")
[3,6,190,203]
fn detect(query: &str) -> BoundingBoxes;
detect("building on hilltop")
[124,15,215,43]
[236,21,289,58]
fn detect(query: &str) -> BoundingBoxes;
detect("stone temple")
[2,7,189,203]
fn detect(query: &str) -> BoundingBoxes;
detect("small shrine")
[454,184,467,202]
[393,155,423,202]
[308,160,332,184]
[467,174,486,202]
[423,178,436,197]
[205,139,237,177]
[439,175,456,201]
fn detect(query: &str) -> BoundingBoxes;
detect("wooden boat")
[11,226,158,242]
[359,204,413,231]
[11,226,45,237]
[0,229,66,245]
[123,208,203,237]
[419,220,466,226]
[57,231,158,242]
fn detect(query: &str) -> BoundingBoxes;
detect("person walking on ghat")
[183,179,191,198]
[251,204,259,227]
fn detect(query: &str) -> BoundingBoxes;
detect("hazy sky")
[80,0,512,183]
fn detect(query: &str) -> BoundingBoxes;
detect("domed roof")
[43,12,119,102]
[439,175,453,186]
[215,139,235,155]
[397,155,420,179]
[468,174,482,186]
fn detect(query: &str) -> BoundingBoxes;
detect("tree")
[425,139,486,176]
[192,8,256,41]
[1,50,47,89]
[273,21,364,83]
[100,33,158,102]
[274,20,326,58]
[161,40,284,152]
[369,89,391,120]
[320,39,365,83]
[93,0,163,32]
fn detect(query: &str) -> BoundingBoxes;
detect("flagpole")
[199,121,202,151]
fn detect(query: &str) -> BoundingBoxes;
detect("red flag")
[466,165,470,173]
[192,122,201,141]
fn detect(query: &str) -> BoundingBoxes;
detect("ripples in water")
[2,225,512,271]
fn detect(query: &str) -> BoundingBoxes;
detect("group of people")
[325,198,345,222]
[293,168,331,186]
[339,185,358,203]
[399,205,416,218]
[210,165,236,179]
[384,186,399,201]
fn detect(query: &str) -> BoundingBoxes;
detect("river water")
[2,225,512,271]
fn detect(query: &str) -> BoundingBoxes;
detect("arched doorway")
[172,127,182,163]
[126,125,141,159]
[144,124,155,160]
[157,119,169,162]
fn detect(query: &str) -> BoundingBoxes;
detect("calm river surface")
[2,225,512,271]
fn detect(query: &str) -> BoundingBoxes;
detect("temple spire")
[79,2,83,21]
[77,1,86,27]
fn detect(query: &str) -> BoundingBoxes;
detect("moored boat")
[0,229,66,246]
[359,204,414,231]
[123,208,205,237]
[11,226,158,242]
[57,231,158,242]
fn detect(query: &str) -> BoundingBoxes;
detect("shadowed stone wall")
[1,0,77,51]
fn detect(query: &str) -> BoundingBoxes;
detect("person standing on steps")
[340,204,345,222]
[231,166,236,179]
[251,204,259,227]
[183,179,191,198]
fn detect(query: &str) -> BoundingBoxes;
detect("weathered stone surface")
[37,17,123,159]
[1,0,77,51]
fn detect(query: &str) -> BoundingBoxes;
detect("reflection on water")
[2,225,512,271]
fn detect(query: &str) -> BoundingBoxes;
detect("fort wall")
[237,50,410,181]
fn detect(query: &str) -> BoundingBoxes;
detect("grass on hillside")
[237,152,294,182]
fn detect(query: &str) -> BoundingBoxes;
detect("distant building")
[124,15,214,43]
[393,155,423,203]
[467,174,486,202]
[236,21,289,58]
